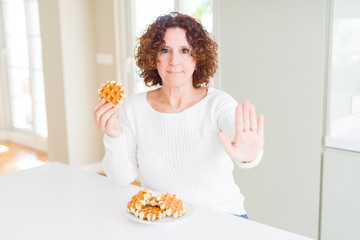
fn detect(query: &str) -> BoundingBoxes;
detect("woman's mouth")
[167,71,182,74]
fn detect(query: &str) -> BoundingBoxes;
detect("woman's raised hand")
[217,100,264,163]
[93,99,123,138]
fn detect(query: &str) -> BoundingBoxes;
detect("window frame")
[0,0,47,152]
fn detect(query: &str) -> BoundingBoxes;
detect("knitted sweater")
[103,88,263,215]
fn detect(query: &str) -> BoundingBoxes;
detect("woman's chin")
[162,78,192,88]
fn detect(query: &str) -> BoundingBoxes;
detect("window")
[325,0,360,152]
[116,0,218,96]
[0,0,48,148]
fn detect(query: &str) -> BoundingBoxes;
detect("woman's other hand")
[218,101,264,163]
[93,99,123,138]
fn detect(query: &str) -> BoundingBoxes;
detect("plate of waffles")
[125,189,195,224]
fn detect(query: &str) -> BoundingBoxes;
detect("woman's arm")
[102,126,139,187]
[93,99,139,187]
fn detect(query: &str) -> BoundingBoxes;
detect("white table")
[0,162,312,240]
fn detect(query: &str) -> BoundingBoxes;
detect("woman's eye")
[182,48,190,54]
[161,48,169,53]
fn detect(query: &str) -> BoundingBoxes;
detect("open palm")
[218,100,264,163]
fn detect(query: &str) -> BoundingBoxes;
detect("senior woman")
[93,12,264,219]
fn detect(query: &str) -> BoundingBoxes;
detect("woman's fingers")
[105,108,118,131]
[242,101,250,132]
[94,102,114,126]
[92,99,123,137]
[93,98,106,116]
[250,104,257,132]
[235,105,244,133]
[234,105,243,144]
[93,99,108,124]
[233,101,264,142]
[258,114,264,137]
[99,107,117,131]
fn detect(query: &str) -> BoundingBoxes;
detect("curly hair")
[135,12,218,88]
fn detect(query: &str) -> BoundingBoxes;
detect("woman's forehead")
[163,28,190,47]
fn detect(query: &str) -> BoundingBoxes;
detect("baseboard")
[4,131,48,153]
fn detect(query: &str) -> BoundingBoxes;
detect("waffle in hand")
[98,81,125,106]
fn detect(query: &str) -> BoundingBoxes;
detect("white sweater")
[103,88,263,215]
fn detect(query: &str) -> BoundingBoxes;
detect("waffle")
[148,196,158,207]
[126,189,152,213]
[156,193,186,218]
[98,81,125,106]
[127,189,186,221]
[134,206,166,221]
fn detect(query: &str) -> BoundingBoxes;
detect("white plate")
[125,201,195,225]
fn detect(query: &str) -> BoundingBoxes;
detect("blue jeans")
[233,214,248,219]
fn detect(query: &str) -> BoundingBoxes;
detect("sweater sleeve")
[217,93,263,169]
[102,105,138,187]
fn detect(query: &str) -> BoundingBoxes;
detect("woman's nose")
[169,52,180,65]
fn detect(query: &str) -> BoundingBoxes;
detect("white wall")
[94,0,117,85]
[38,0,69,163]
[38,0,106,166]
[219,0,327,238]
[58,0,101,166]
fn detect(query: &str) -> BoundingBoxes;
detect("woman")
[93,12,264,219]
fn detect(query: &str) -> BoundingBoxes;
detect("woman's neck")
[161,85,197,107]
[148,85,208,113]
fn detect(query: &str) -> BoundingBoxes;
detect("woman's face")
[156,27,196,88]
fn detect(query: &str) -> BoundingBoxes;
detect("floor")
[0,140,48,175]
[0,140,141,186]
